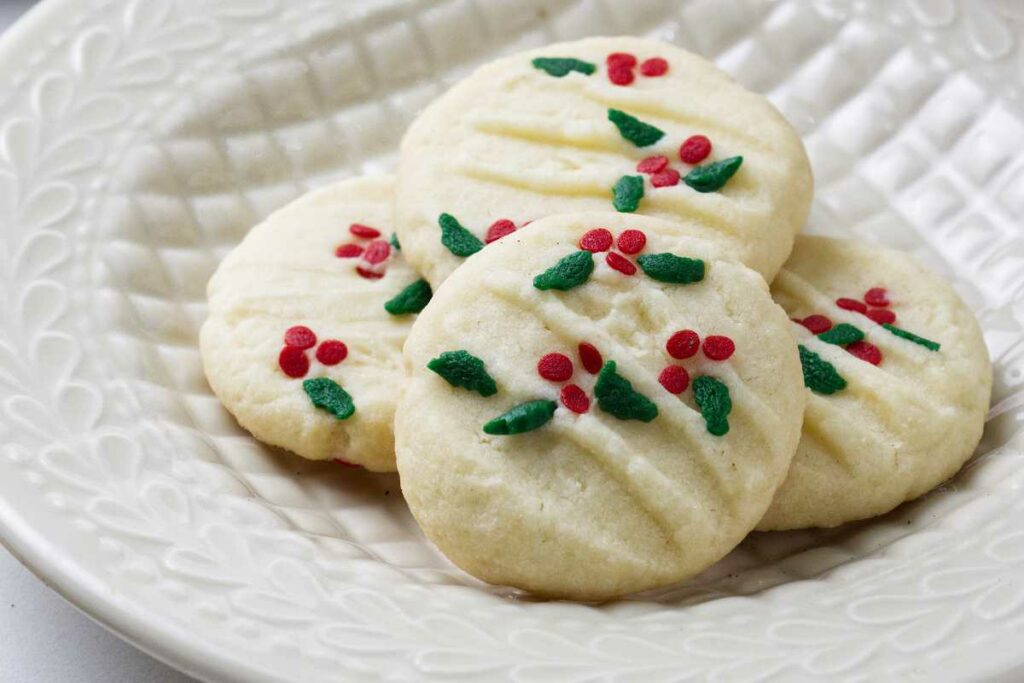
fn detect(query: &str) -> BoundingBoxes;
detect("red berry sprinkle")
[636,155,669,174]
[865,308,896,325]
[836,297,867,314]
[702,335,736,361]
[316,340,348,365]
[639,57,669,77]
[864,287,890,307]
[537,353,574,382]
[578,342,603,374]
[847,340,883,366]
[335,243,364,258]
[616,229,647,254]
[606,52,637,69]
[284,325,317,349]
[356,265,384,280]
[608,65,634,86]
[560,384,590,413]
[798,314,833,335]
[679,135,712,164]
[606,251,637,275]
[334,458,361,469]
[650,168,680,187]
[666,329,700,359]
[579,228,614,253]
[349,223,381,239]
[485,219,517,244]
[363,240,391,264]
[658,365,690,394]
[278,346,309,378]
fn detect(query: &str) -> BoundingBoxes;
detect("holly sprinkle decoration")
[277,326,355,419]
[594,360,658,422]
[303,377,355,420]
[612,175,645,213]
[608,109,665,148]
[483,400,558,435]
[533,249,595,291]
[438,213,484,258]
[384,279,433,315]
[427,350,498,397]
[335,223,394,280]
[658,328,735,435]
[692,376,732,437]
[798,345,847,395]
[531,57,596,78]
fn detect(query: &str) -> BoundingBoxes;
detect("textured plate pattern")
[1,0,1023,681]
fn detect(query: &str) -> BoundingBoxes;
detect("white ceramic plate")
[1,0,1023,680]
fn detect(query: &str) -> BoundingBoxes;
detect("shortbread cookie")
[395,212,805,600]
[395,36,812,287]
[759,236,991,530]
[200,176,429,472]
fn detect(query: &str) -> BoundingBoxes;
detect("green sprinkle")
[439,213,484,258]
[533,250,594,291]
[612,175,644,212]
[798,345,847,395]
[883,324,941,351]
[607,108,665,147]
[483,399,557,435]
[683,156,743,193]
[427,350,497,397]
[817,323,864,346]
[636,253,706,284]
[531,57,596,77]
[390,232,401,250]
[692,376,732,436]
[303,377,355,420]
[384,279,432,315]
[594,360,658,422]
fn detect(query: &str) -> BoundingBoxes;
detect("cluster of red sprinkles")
[635,134,713,189]
[793,287,894,366]
[578,227,647,276]
[278,325,348,378]
[606,52,668,86]
[536,342,605,414]
[484,218,529,244]
[658,329,735,394]
[335,223,392,280]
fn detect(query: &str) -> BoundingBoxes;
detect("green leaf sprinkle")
[483,400,557,435]
[427,350,497,397]
[636,253,706,284]
[798,345,847,395]
[883,324,940,351]
[692,376,732,436]
[683,156,743,193]
[439,213,484,258]
[607,108,665,147]
[612,175,645,213]
[303,377,355,420]
[531,57,596,77]
[390,232,401,250]
[594,360,658,422]
[533,250,594,291]
[817,323,864,346]
[384,279,432,315]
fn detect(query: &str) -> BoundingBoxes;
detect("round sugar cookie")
[395,212,805,600]
[759,236,992,530]
[395,36,812,287]
[200,175,430,472]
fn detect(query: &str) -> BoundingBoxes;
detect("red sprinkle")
[659,365,690,394]
[606,251,637,275]
[356,266,384,280]
[847,341,883,366]
[798,314,833,335]
[560,384,590,413]
[666,330,700,359]
[865,308,896,325]
[335,243,364,258]
[608,65,634,86]
[650,168,680,187]
[836,297,867,314]
[349,223,381,239]
[316,340,348,365]
[363,240,391,264]
[484,219,517,244]
[579,228,614,253]
[616,229,647,255]
[636,155,669,174]
[537,353,574,382]
[639,57,669,77]
[284,325,317,349]
[703,335,736,361]
[334,458,361,469]
[679,135,712,164]
[864,287,890,307]
[278,346,309,378]
[606,52,637,69]
[578,342,603,374]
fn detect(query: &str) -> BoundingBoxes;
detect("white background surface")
[0,5,192,683]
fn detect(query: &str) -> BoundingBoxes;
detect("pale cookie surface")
[395,36,812,287]
[200,176,428,472]
[760,236,992,530]
[395,212,805,600]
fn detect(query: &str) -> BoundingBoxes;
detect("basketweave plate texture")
[1,0,1023,681]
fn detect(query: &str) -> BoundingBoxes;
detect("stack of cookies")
[200,37,991,601]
